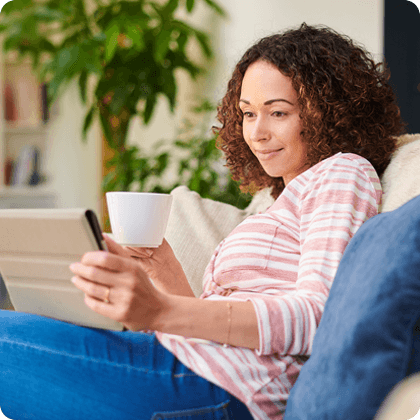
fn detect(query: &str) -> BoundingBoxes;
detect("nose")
[249,115,270,143]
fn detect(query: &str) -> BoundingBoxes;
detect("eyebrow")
[239,98,294,106]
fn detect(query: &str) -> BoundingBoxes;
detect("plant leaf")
[109,85,130,115]
[162,0,179,16]
[99,109,115,149]
[161,71,177,111]
[126,23,144,50]
[101,170,117,193]
[80,39,103,74]
[1,0,21,13]
[202,0,227,17]
[37,38,56,54]
[168,50,201,79]
[78,69,88,104]
[154,28,172,63]
[194,30,212,58]
[105,22,119,63]
[82,105,97,142]
[143,95,157,125]
[45,44,85,103]
[47,73,65,104]
[186,0,195,12]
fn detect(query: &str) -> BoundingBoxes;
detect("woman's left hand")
[69,238,168,331]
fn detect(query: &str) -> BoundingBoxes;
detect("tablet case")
[0,208,124,331]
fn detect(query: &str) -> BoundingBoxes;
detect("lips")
[254,148,283,160]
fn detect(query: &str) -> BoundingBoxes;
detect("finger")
[71,275,112,302]
[103,234,131,258]
[78,250,132,273]
[83,293,120,320]
[126,238,170,258]
[125,246,154,258]
[84,292,145,331]
[69,259,121,287]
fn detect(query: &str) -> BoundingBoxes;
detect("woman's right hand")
[104,236,195,297]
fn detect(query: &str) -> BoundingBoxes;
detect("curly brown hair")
[215,23,406,198]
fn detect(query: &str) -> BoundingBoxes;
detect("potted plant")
[0,0,225,193]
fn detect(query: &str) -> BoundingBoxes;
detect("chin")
[260,165,283,179]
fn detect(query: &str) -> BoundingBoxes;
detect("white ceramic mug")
[106,192,173,247]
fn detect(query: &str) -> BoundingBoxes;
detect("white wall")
[44,79,102,215]
[210,0,384,102]
[45,0,384,219]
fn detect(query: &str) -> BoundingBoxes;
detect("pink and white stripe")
[157,153,382,419]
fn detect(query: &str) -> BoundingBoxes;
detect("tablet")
[0,208,124,331]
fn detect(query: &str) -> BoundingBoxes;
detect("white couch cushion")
[380,134,420,213]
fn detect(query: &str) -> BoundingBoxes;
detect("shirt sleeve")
[248,155,381,356]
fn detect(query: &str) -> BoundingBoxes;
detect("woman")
[0,23,404,419]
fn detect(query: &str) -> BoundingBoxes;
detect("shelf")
[4,123,48,135]
[0,185,54,196]
[0,185,56,209]
[0,54,57,209]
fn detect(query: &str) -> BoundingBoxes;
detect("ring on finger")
[104,286,111,304]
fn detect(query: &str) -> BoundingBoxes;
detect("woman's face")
[240,60,309,185]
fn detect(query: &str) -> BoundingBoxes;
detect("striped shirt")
[157,153,382,419]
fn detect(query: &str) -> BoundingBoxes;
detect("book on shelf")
[3,64,46,128]
[4,82,17,122]
[9,145,44,187]
[41,83,49,123]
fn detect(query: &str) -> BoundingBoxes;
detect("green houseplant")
[0,0,225,184]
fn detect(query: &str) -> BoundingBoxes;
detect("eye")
[272,111,286,117]
[242,111,255,118]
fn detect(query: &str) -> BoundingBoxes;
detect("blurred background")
[0,0,419,310]
[0,0,417,224]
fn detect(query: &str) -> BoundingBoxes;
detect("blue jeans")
[0,310,254,420]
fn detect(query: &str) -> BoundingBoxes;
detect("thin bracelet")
[224,302,232,348]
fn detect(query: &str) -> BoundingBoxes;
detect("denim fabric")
[284,194,420,420]
[0,310,254,420]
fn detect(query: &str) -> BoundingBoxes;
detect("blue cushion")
[284,194,420,420]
